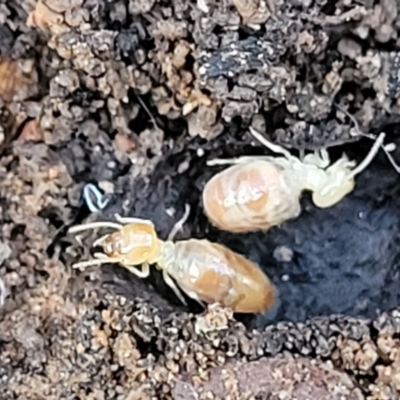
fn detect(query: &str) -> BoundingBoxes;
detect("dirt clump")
[1,0,400,399]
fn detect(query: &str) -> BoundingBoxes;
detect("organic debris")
[2,0,400,398]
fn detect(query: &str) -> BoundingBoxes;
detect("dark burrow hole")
[59,127,400,331]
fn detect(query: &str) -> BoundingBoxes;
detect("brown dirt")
[2,0,400,399]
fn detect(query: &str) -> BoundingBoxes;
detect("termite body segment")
[164,239,276,314]
[203,160,302,233]
[202,129,385,233]
[68,215,276,314]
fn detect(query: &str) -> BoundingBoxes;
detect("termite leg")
[249,127,293,158]
[167,204,191,241]
[162,269,188,306]
[302,150,331,168]
[71,256,122,270]
[93,233,112,247]
[92,253,151,278]
[206,156,259,166]
[180,288,206,307]
[94,252,113,259]
[318,148,331,167]
[125,262,151,279]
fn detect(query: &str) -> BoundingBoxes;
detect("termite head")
[310,156,356,208]
[102,230,126,258]
[306,132,386,209]
[68,216,162,271]
[101,222,161,265]
[312,177,355,208]
[247,127,385,210]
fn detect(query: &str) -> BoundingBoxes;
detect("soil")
[1,0,400,399]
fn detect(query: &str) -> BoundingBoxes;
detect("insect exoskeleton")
[202,127,386,233]
[202,159,302,233]
[164,239,276,314]
[68,213,276,314]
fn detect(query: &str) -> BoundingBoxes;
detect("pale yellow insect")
[68,207,276,314]
[202,127,386,233]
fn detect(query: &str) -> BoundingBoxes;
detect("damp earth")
[2,0,400,399]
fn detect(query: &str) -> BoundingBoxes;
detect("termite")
[202,127,386,233]
[67,205,276,314]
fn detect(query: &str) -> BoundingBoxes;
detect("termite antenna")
[167,204,191,241]
[335,104,364,137]
[347,132,386,179]
[380,142,400,173]
[68,221,123,234]
[113,214,154,226]
[334,104,400,174]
